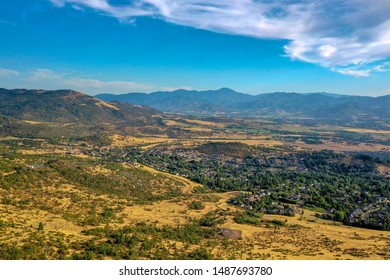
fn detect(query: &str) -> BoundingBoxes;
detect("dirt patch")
[220,228,242,239]
[377,165,390,177]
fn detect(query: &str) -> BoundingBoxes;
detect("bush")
[233,211,262,226]
[198,211,226,227]
[188,201,205,210]
[186,248,213,260]
[266,219,286,226]
[38,222,44,231]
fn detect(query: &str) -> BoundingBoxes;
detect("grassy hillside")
[0,88,165,143]
[0,88,161,125]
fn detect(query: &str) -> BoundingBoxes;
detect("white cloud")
[0,68,20,77]
[28,68,63,81]
[26,68,153,93]
[62,77,153,92]
[49,0,390,77]
[332,68,371,78]
[374,61,390,72]
[318,45,337,59]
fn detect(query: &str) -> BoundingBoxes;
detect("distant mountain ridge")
[96,88,390,127]
[1,87,389,131]
[96,87,252,115]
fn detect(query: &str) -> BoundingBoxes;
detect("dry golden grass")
[164,120,189,127]
[110,133,282,149]
[18,149,61,155]
[184,119,226,128]
[88,165,113,175]
[201,138,283,147]
[294,140,390,152]
[110,134,174,147]
[1,171,16,177]
[22,120,48,125]
[137,164,202,194]
[344,128,390,134]
[2,161,388,260]
[377,165,390,177]
[185,127,214,132]
[118,191,230,227]
[278,124,316,133]
[114,188,390,260]
[0,136,20,140]
[95,100,119,110]
[0,198,87,243]
[17,148,95,159]
[227,207,390,260]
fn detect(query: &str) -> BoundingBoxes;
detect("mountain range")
[1,87,389,131]
[96,88,390,127]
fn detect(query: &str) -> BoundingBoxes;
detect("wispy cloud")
[332,68,371,78]
[26,68,153,94]
[0,67,20,77]
[49,0,390,77]
[374,61,390,72]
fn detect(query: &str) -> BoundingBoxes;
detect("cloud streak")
[0,68,20,77]
[26,68,154,94]
[49,0,390,77]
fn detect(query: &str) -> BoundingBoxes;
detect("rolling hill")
[0,88,161,125]
[0,88,163,141]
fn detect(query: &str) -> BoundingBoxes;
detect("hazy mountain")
[97,88,253,114]
[0,88,161,125]
[96,88,390,126]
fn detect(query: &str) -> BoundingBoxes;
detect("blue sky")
[0,0,389,96]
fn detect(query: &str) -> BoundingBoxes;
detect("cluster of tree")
[76,222,217,260]
[97,147,389,230]
[48,160,184,203]
[0,222,217,260]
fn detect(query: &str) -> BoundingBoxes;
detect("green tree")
[38,222,44,231]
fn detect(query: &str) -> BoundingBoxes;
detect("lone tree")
[38,222,44,231]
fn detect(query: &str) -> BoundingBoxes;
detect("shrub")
[188,201,205,210]
[38,222,44,231]
[233,211,262,226]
